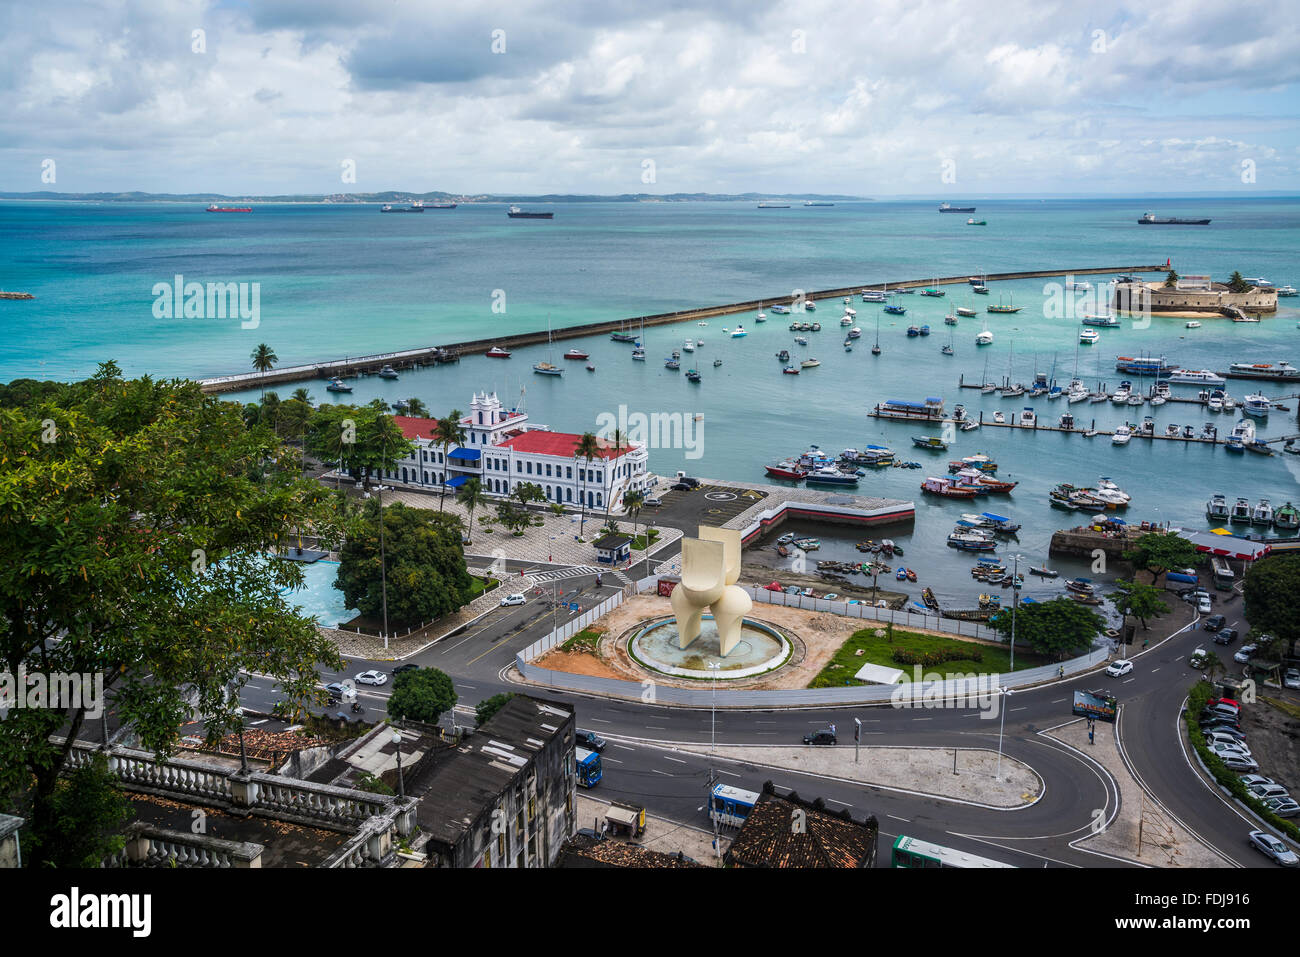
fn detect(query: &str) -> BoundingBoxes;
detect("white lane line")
[1010,707,1027,712]
[652,769,670,776]
[663,757,688,765]
[716,769,741,778]
[603,758,622,765]
[826,798,853,807]
[587,718,611,724]
[613,745,636,752]
[1051,698,1067,703]
[887,814,910,823]
[645,725,666,730]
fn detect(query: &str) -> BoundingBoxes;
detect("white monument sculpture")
[670,526,753,657]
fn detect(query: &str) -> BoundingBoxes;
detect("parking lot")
[645,478,767,534]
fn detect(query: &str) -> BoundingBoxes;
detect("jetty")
[197,263,1166,393]
[1048,522,1165,559]
[0,291,34,300]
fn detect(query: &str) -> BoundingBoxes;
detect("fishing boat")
[664,357,680,370]
[1273,502,1300,531]
[885,303,908,316]
[794,336,808,346]
[921,476,979,499]
[921,287,945,298]
[1079,328,1100,345]
[966,218,987,226]
[987,296,1021,314]
[1186,320,1201,329]
[564,348,590,360]
[325,377,352,393]
[1028,564,1059,578]
[1065,577,1095,595]
[911,436,949,451]
[486,346,512,359]
[776,349,790,361]
[948,531,997,551]
[949,453,997,473]
[906,325,920,337]
[793,538,821,550]
[782,366,799,375]
[972,284,989,295]
[956,306,977,317]
[765,461,808,480]
[685,369,701,382]
[919,325,931,336]
[730,325,748,338]
[1230,497,1252,523]
[1252,499,1274,526]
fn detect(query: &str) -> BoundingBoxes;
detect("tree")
[1108,578,1171,631]
[549,501,565,517]
[456,477,486,545]
[1243,554,1300,658]
[387,667,456,724]
[304,402,414,489]
[512,481,545,508]
[623,489,646,575]
[990,597,1104,658]
[1164,269,1179,288]
[0,372,341,867]
[1226,270,1250,294]
[574,432,601,537]
[335,501,473,628]
[1122,532,1200,585]
[290,387,314,406]
[250,343,278,401]
[403,397,430,418]
[19,751,134,868]
[432,410,467,511]
[475,692,515,726]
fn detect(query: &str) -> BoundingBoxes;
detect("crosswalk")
[527,564,633,587]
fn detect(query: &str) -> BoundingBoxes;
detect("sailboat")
[631,317,646,360]
[976,321,993,346]
[941,326,954,356]
[533,315,562,376]
[871,314,882,355]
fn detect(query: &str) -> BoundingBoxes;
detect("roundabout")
[629,614,792,680]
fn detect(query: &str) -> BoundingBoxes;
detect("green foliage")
[356,771,395,795]
[560,628,602,653]
[25,752,134,868]
[1121,532,1200,584]
[0,370,342,867]
[1163,270,1179,288]
[1226,271,1250,294]
[990,597,1103,658]
[456,477,486,542]
[304,402,414,487]
[1107,578,1171,630]
[388,667,456,723]
[475,692,515,726]
[335,500,473,628]
[891,646,982,666]
[1243,555,1300,657]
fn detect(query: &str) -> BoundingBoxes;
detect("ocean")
[3,196,1298,609]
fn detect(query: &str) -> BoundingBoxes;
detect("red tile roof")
[392,416,441,441]
[495,431,636,460]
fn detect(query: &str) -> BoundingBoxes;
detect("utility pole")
[379,481,389,650]
[854,717,861,763]
[995,686,1011,780]
[708,660,721,862]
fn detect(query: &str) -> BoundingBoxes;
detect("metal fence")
[741,586,998,641]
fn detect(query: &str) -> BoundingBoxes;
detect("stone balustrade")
[105,823,263,868]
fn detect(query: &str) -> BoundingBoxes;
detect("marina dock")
[198,263,1166,393]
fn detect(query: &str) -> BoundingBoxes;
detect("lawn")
[466,576,499,600]
[630,529,661,550]
[560,628,602,653]
[809,624,1047,688]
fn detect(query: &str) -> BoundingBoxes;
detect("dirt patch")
[743,552,909,607]
[534,647,626,680]
[1244,686,1300,792]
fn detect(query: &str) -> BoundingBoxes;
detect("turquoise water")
[5,198,1299,609]
[281,560,353,629]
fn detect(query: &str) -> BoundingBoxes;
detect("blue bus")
[575,747,602,788]
[709,784,760,828]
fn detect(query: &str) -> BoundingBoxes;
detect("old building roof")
[724,791,877,868]
[558,833,705,868]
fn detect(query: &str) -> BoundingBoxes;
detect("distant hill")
[0,190,868,204]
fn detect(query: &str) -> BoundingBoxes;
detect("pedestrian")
[1142,637,1149,650]
[1088,726,1095,746]
[830,723,836,735]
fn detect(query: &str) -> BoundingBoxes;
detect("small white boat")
[1185,320,1201,329]
[683,339,695,352]
[1079,328,1100,344]
[731,325,748,338]
[1111,425,1132,446]
[993,411,1006,423]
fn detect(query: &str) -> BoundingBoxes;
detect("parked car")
[1214,749,1258,772]
[1286,669,1300,690]
[803,729,837,746]
[1201,716,1243,734]
[1248,782,1290,801]
[1200,704,1241,723]
[1206,732,1251,755]
[1206,724,1246,741]
[1234,644,1258,664]
[1197,595,1213,614]
[677,476,702,488]
[1209,697,1241,711]
[1106,659,1134,677]
[1248,830,1299,866]
[392,663,419,675]
[644,497,662,507]
[1240,774,1275,790]
[575,729,606,753]
[1262,797,1300,819]
[1214,628,1239,645]
[355,670,387,686]
[1203,614,1226,632]
[500,593,527,606]
[670,482,692,491]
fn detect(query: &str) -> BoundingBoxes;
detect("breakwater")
[198,264,1166,393]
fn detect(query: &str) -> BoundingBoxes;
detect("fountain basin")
[629,615,791,680]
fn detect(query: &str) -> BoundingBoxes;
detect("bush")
[475,693,515,727]
[891,647,982,667]
[387,667,456,723]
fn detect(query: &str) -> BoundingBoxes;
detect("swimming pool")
[281,560,355,628]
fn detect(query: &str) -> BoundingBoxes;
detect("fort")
[1112,277,1278,317]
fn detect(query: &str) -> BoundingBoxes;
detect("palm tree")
[574,432,601,538]
[432,409,467,512]
[250,343,278,401]
[622,489,645,577]
[403,397,430,418]
[291,387,314,406]
[456,477,486,546]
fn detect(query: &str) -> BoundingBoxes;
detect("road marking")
[663,757,688,765]
[912,717,932,721]
[587,718,611,724]
[716,769,741,778]
[1010,707,1027,712]
[652,769,671,776]
[1150,668,1160,673]
[613,745,635,752]
[603,758,622,765]
[887,814,910,823]
[1051,698,1067,703]
[1122,678,1135,684]
[645,725,666,730]
[826,798,853,807]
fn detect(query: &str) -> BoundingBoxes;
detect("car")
[1214,628,1238,645]
[1203,615,1227,632]
[677,476,701,488]
[1283,668,1300,690]
[1210,740,1251,759]
[1197,596,1213,614]
[1206,732,1251,755]
[324,681,349,699]
[1248,830,1299,866]
[1213,748,1258,772]
[500,593,527,607]
[1234,645,1258,664]
[803,729,837,746]
[1106,659,1134,677]
[355,670,387,686]
[575,729,606,753]
[643,497,663,507]
[392,663,420,675]
[1262,797,1300,819]
[670,482,693,491]
[1200,716,1243,734]
[1240,774,1275,790]
[1206,724,1246,741]
[1250,782,1290,800]
[1189,648,1212,670]
[1209,696,1241,711]
[1200,702,1240,720]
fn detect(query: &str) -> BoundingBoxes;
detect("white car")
[500,593,527,607]
[355,670,387,686]
[1248,830,1299,866]
[1249,782,1290,801]
[1197,596,1212,614]
[1106,659,1134,677]
[1262,796,1300,819]
[1212,745,1258,771]
[1284,669,1300,690]
[1241,774,1275,790]
[1233,644,1257,664]
[1207,732,1251,756]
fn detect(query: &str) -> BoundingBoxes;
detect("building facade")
[382,392,648,512]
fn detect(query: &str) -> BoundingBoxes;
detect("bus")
[575,747,602,788]
[1210,556,1235,591]
[891,835,1015,868]
[709,784,760,828]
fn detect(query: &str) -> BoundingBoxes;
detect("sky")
[2,0,1297,196]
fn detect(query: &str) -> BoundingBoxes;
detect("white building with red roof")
[382,391,648,513]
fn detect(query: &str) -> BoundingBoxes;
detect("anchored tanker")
[1137,212,1211,225]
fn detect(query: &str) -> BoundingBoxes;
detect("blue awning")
[444,475,471,488]
[448,447,481,460]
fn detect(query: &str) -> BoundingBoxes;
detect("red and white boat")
[765,461,809,480]
[952,468,1018,494]
[486,346,511,358]
[921,476,979,499]
[563,348,590,360]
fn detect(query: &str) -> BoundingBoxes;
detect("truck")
[1072,689,1118,723]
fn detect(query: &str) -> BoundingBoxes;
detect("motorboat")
[1167,369,1224,386]
[730,325,748,338]
[325,377,353,393]
[1111,425,1133,446]
[1165,423,1181,437]
[1183,425,1196,439]
[1252,499,1274,526]
[806,466,858,486]
[1059,412,1075,430]
[1206,494,1230,521]
[1079,328,1100,345]
[992,411,1005,424]
[682,339,695,352]
[782,365,800,375]
[1243,393,1271,418]
[563,348,590,360]
[1229,497,1252,523]
[1225,418,1256,452]
[801,358,821,369]
[776,349,790,361]
[1273,502,1300,531]
[766,461,808,480]
[1019,407,1037,427]
[1127,394,1145,407]
[377,364,400,379]
[1186,320,1201,329]
[1111,382,1131,404]
[921,476,979,499]
[1207,392,1224,413]
[486,346,512,359]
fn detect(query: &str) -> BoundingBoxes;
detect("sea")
[3,196,1298,612]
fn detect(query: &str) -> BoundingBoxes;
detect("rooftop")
[593,533,633,550]
[558,833,705,868]
[495,430,640,460]
[725,789,878,868]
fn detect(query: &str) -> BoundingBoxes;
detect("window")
[566,488,572,502]
[545,463,552,477]
[566,466,572,479]
[527,462,533,474]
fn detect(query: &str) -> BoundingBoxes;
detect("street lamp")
[392,730,405,798]
[995,687,1014,780]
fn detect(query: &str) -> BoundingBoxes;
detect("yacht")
[730,325,747,338]
[1229,497,1252,523]
[1185,320,1201,329]
[1018,407,1037,428]
[1167,369,1225,386]
[975,325,994,346]
[1111,425,1133,446]
[1252,499,1274,526]
[1079,328,1100,345]
[1110,381,1131,404]
[1243,393,1271,418]
[1207,392,1224,413]
[1206,494,1230,522]
[1225,418,1256,452]
[1067,382,1089,403]
[1128,393,1145,407]
[683,339,695,352]
[1059,412,1075,430]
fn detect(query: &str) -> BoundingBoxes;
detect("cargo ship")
[1137,212,1211,225]
[381,201,426,212]
[802,201,834,207]
[507,205,553,219]
[938,203,976,213]
[206,204,252,212]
